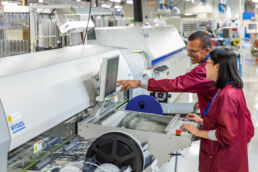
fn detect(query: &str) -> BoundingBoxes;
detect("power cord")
[49,8,56,20]
[83,0,93,45]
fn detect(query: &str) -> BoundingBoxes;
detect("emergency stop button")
[176,129,181,136]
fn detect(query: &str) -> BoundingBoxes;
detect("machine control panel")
[165,114,199,137]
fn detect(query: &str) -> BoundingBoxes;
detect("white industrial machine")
[95,25,190,102]
[0,26,197,172]
[95,25,187,67]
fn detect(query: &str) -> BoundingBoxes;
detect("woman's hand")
[116,80,141,92]
[185,113,203,125]
[181,123,200,136]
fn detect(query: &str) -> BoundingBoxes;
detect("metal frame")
[0,99,10,172]
[78,117,194,164]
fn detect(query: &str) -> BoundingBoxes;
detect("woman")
[181,47,254,172]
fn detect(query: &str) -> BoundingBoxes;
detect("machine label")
[34,140,43,154]
[7,112,26,134]
[10,121,26,134]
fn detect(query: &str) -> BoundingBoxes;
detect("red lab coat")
[148,62,218,116]
[200,84,254,172]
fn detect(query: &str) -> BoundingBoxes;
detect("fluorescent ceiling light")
[114,5,122,9]
[2,1,19,6]
[184,13,194,16]
[110,0,122,2]
[101,4,111,8]
[126,0,133,4]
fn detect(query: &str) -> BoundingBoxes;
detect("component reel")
[85,131,145,172]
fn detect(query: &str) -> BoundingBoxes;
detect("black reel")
[85,132,144,172]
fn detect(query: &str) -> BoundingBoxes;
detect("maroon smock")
[200,84,254,172]
[147,62,218,116]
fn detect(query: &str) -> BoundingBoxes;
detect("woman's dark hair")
[210,47,243,89]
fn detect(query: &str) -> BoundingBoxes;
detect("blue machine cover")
[125,95,163,115]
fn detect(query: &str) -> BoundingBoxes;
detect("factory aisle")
[242,42,258,172]
[171,42,258,172]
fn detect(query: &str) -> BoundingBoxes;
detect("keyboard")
[165,114,199,136]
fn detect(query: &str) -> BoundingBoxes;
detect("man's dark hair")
[210,47,243,89]
[188,31,212,49]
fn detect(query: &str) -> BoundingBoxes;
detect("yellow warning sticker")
[7,116,12,122]
[34,140,43,154]
[34,145,38,152]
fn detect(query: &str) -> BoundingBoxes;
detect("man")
[117,31,218,117]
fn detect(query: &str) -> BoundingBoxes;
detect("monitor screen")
[104,56,119,98]
[248,24,257,30]
[96,55,119,102]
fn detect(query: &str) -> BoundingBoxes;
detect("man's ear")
[205,47,211,54]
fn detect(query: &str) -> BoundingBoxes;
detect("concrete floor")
[242,43,258,172]
[170,43,258,172]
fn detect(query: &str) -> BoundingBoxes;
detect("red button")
[176,129,181,136]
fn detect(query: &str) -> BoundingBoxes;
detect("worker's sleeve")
[147,68,214,93]
[245,112,255,143]
[211,95,238,147]
[240,91,255,143]
[245,111,255,143]
[208,130,218,141]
